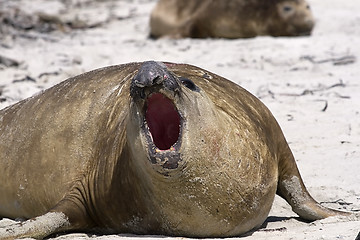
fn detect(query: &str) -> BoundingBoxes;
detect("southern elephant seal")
[0,61,348,239]
[150,0,315,38]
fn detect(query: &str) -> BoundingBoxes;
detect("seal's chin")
[145,93,180,150]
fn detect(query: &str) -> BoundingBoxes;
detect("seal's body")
[0,62,346,239]
[150,0,315,38]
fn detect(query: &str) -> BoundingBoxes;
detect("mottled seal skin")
[0,61,348,239]
[150,0,315,39]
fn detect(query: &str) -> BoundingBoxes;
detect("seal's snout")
[131,61,180,99]
[133,65,164,88]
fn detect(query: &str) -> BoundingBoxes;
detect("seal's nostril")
[154,76,163,85]
[135,80,146,88]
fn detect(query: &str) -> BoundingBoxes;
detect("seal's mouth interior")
[145,93,180,150]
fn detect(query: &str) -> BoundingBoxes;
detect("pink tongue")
[146,93,180,150]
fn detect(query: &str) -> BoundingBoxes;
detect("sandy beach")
[0,0,359,239]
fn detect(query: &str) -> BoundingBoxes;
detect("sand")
[0,0,359,239]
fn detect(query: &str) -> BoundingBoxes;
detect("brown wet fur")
[150,0,315,39]
[0,62,348,239]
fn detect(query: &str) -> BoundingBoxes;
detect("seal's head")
[271,0,315,36]
[128,61,215,176]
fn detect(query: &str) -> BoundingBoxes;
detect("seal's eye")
[283,5,292,12]
[180,77,199,92]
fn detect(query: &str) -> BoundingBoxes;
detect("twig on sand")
[278,80,350,99]
[316,99,328,112]
[258,227,287,232]
[320,199,352,206]
[38,71,60,78]
[0,86,5,101]
[0,55,20,67]
[320,199,360,212]
[301,55,356,65]
[13,75,36,83]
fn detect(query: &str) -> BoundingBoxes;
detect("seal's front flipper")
[0,188,93,239]
[0,212,70,240]
[276,144,350,221]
